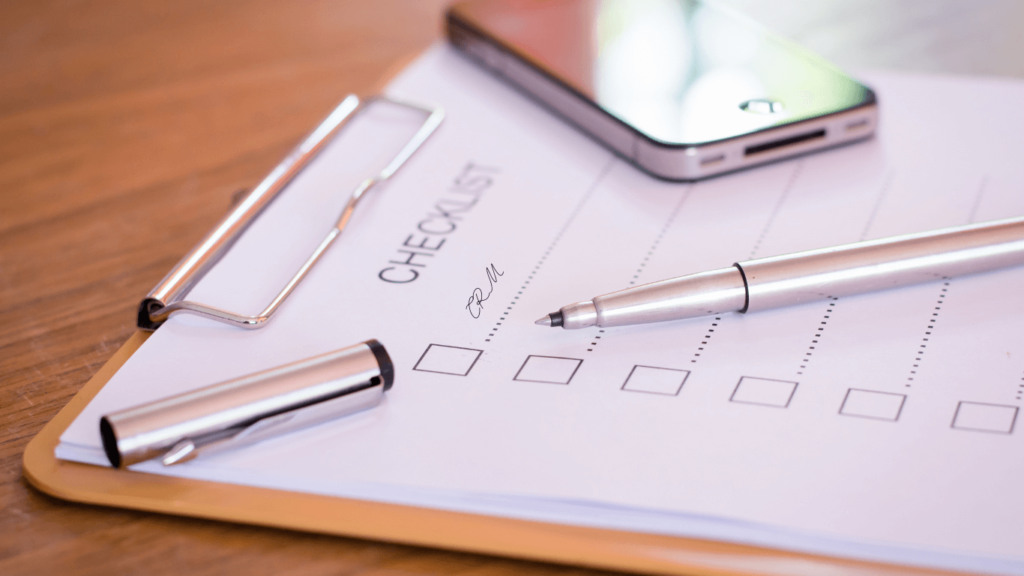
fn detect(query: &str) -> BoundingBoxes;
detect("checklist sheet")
[57,45,1024,575]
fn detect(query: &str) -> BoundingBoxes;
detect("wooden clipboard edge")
[22,331,960,576]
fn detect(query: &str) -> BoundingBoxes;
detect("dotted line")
[1017,371,1023,402]
[906,281,949,387]
[905,182,984,385]
[859,170,894,241]
[688,164,802,364]
[797,297,838,376]
[484,157,615,343]
[628,187,690,287]
[747,161,802,260]
[968,174,989,224]
[690,165,800,364]
[691,317,721,363]
[586,186,692,353]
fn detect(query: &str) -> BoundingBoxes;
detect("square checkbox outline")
[729,376,798,408]
[513,355,583,385]
[621,365,691,396]
[838,388,907,422]
[412,344,484,377]
[951,401,1019,434]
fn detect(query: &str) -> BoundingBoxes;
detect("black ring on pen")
[733,263,751,313]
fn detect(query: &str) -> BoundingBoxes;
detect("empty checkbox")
[730,376,797,408]
[622,365,690,396]
[413,344,483,376]
[952,401,1018,434]
[514,355,582,385]
[840,389,906,421]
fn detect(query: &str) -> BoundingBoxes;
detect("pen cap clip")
[100,339,393,468]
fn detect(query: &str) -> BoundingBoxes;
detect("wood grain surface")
[2,1,1021,574]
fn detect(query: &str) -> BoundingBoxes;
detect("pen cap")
[100,339,394,468]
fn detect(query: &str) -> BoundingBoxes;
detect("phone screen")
[449,0,873,146]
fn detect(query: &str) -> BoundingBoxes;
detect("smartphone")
[446,0,877,181]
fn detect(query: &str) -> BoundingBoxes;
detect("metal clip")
[139,95,444,330]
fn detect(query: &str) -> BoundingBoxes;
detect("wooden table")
[2,1,1021,574]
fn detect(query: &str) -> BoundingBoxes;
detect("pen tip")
[535,311,564,327]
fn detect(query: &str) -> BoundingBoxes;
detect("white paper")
[58,45,1024,575]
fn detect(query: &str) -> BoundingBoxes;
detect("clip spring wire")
[141,95,444,330]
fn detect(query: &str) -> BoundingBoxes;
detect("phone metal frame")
[447,8,878,182]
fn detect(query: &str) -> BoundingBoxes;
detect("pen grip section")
[593,267,746,327]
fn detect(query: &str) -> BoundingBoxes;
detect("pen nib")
[534,315,552,327]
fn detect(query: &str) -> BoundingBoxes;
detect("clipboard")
[22,77,957,576]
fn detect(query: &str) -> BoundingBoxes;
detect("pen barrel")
[737,216,1024,312]
[100,340,393,468]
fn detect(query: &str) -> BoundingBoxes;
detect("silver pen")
[537,215,1024,330]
